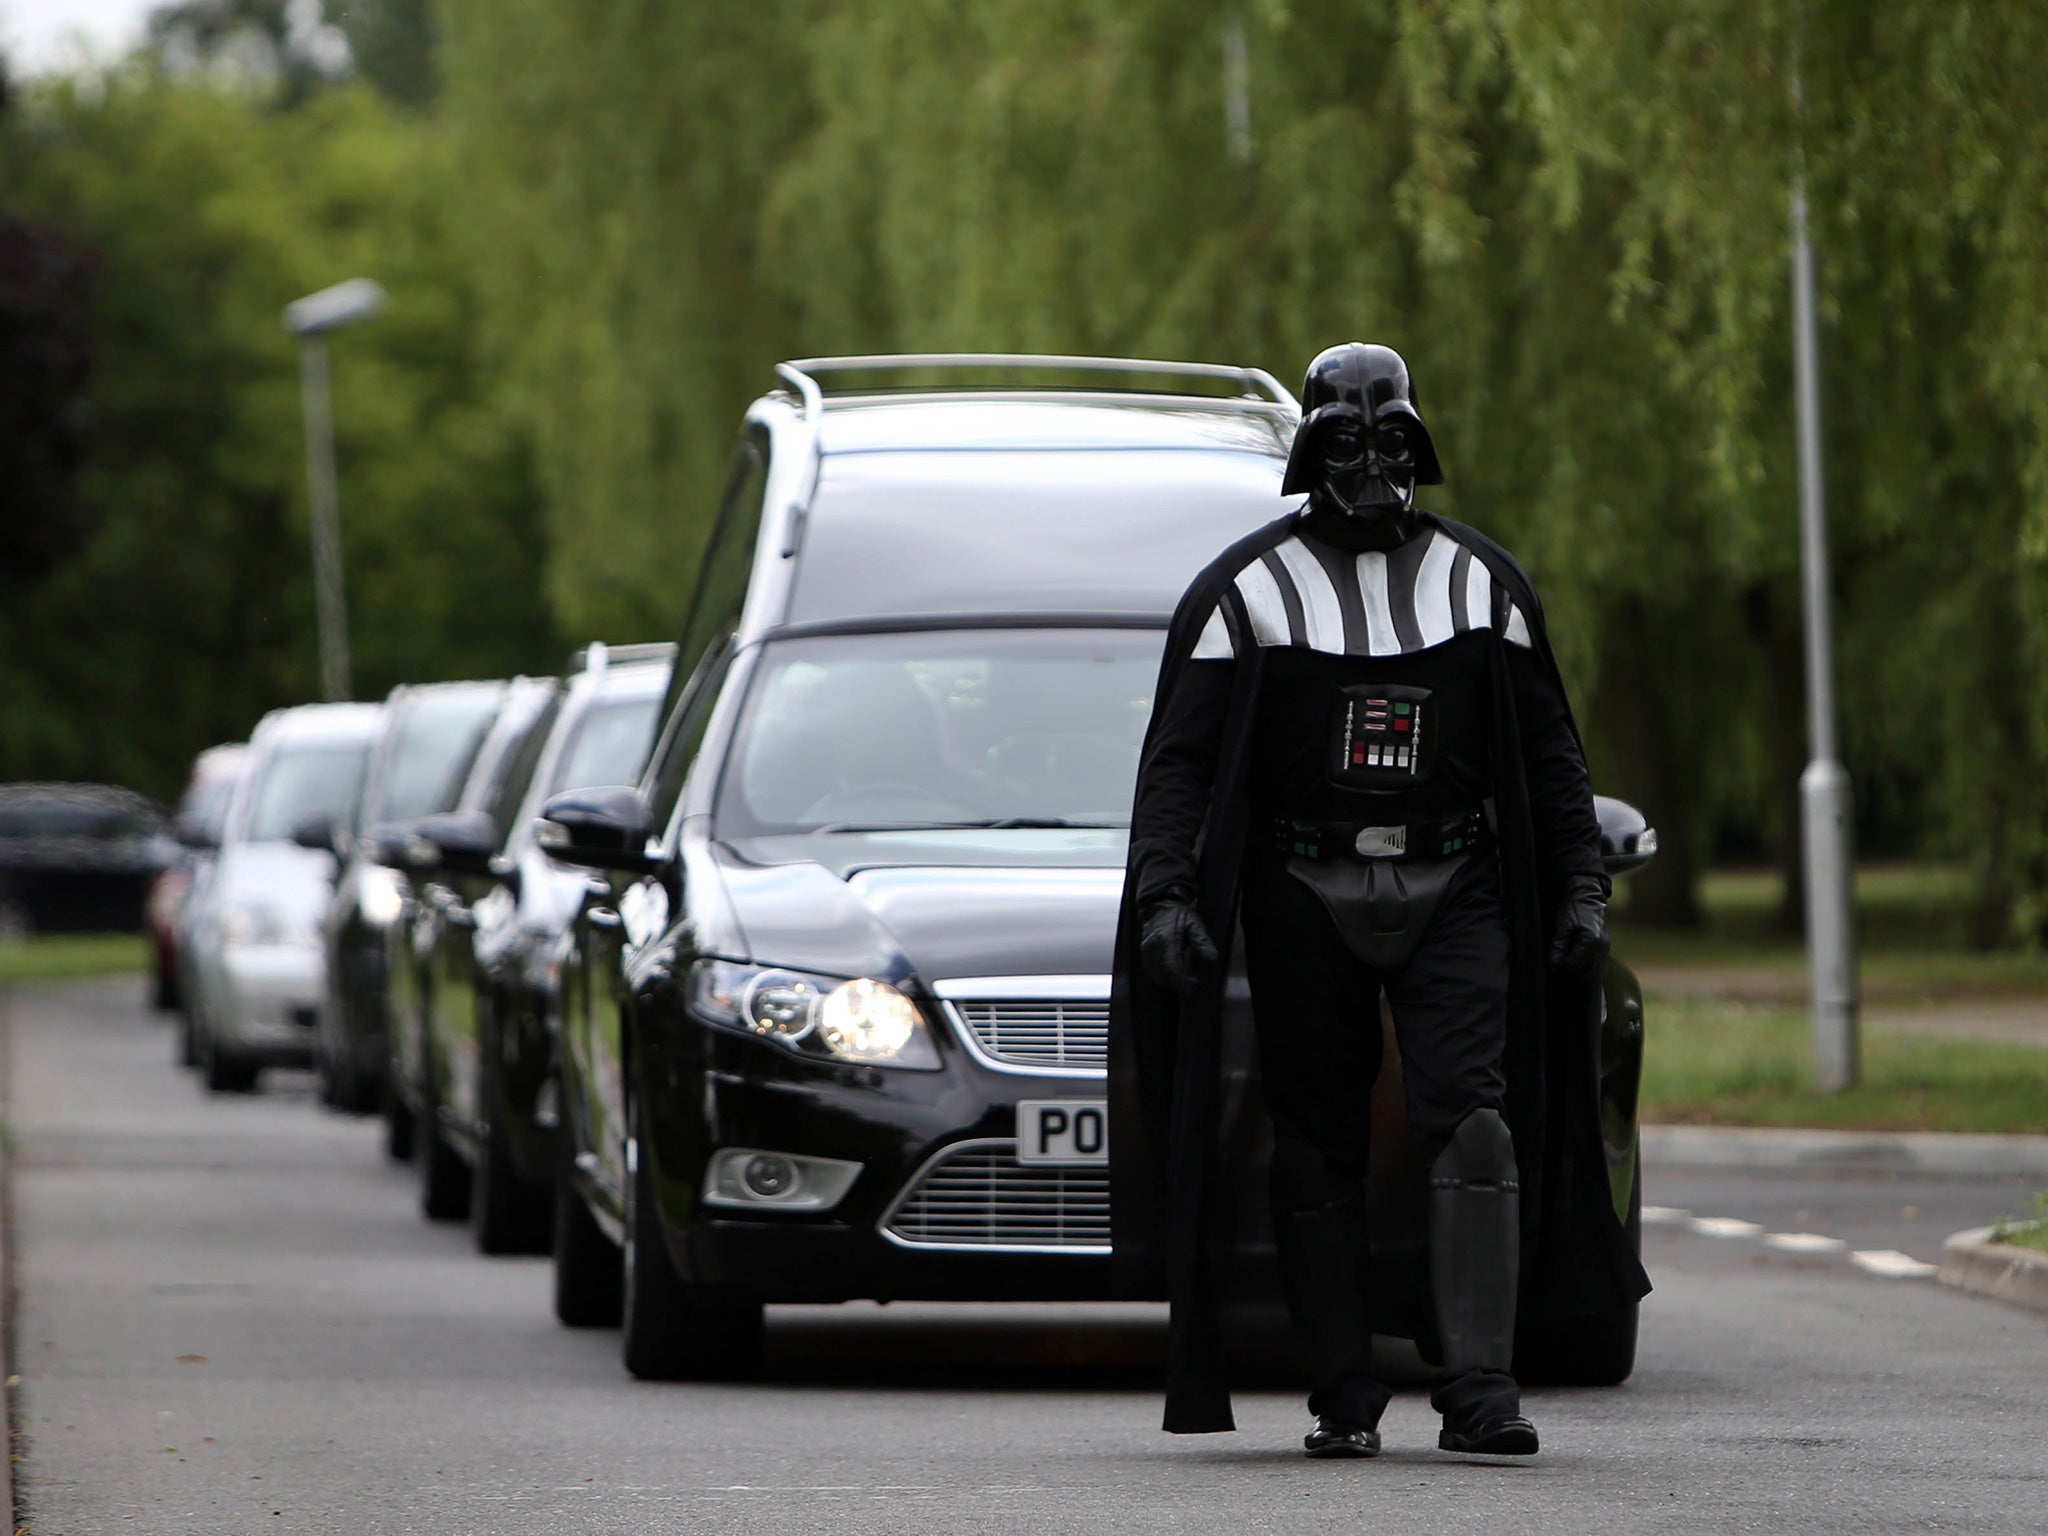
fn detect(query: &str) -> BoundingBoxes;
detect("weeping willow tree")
[437,0,2048,938]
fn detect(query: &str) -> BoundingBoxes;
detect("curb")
[1,985,18,1531]
[1642,1124,2048,1177]
[1939,1226,2048,1315]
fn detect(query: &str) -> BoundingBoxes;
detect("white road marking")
[1688,1216,1765,1238]
[1641,1205,1690,1224]
[1765,1232,1847,1254]
[1850,1249,1939,1279]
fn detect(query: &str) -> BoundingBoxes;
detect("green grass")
[1991,1195,2048,1253]
[0,933,150,984]
[1642,995,2048,1133]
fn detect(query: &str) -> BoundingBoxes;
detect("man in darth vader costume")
[1108,343,1648,1456]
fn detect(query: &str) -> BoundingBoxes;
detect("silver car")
[184,701,383,1092]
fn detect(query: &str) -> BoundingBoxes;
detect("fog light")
[702,1147,862,1212]
[743,1154,797,1199]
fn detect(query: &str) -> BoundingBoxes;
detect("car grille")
[952,999,1110,1072]
[883,1142,1111,1253]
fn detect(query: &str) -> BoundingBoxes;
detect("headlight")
[689,960,940,1070]
[358,867,405,928]
[220,903,305,947]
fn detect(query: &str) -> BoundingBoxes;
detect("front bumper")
[647,1033,1115,1304]
[210,944,323,1062]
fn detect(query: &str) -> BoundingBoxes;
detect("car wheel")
[199,1025,259,1094]
[152,957,180,1013]
[416,1046,471,1222]
[471,1006,552,1256]
[382,1062,416,1162]
[552,1094,622,1328]
[620,1093,762,1381]
[1519,1151,1641,1387]
[176,1006,199,1068]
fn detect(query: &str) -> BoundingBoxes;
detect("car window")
[716,628,1162,836]
[551,695,661,797]
[243,743,369,843]
[365,691,504,827]
[644,642,733,832]
[179,772,239,840]
[487,694,562,843]
[671,434,768,697]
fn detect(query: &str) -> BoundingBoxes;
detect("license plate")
[1016,1099,1109,1166]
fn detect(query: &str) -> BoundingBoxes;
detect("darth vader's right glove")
[1548,877,1610,975]
[1139,896,1220,998]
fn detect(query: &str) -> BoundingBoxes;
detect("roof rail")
[776,353,1299,413]
[566,640,678,675]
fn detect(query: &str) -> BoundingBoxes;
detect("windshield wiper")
[810,816,1130,834]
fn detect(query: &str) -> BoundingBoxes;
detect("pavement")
[4,975,2048,1535]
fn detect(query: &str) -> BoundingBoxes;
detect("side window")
[670,432,769,704]
[488,694,562,844]
[645,644,733,834]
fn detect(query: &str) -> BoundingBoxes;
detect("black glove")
[1139,896,1220,998]
[1549,878,1610,975]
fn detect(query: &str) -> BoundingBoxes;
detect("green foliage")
[0,68,558,802]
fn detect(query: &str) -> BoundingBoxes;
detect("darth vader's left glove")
[1548,878,1610,975]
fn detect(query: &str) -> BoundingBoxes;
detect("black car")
[383,677,560,1164]
[540,355,1659,1383]
[400,644,670,1252]
[314,679,508,1113]
[0,783,176,937]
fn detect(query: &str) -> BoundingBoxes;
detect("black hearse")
[538,356,1658,1383]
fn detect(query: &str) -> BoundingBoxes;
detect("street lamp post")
[1789,107,1860,1091]
[282,278,385,703]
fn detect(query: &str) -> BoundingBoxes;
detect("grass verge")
[1991,1195,2048,1253]
[1642,995,2048,1134]
[0,934,149,985]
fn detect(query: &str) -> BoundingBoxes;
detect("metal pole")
[296,334,352,702]
[1222,6,1252,168]
[1790,144,1859,1091]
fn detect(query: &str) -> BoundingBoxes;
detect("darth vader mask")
[1281,343,1443,520]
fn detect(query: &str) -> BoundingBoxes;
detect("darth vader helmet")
[1281,342,1443,516]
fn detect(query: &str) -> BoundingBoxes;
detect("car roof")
[812,395,1294,458]
[251,700,385,748]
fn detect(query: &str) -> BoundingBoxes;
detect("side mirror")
[538,785,657,874]
[362,823,417,871]
[1594,794,1659,877]
[291,814,338,855]
[174,817,217,852]
[412,808,503,879]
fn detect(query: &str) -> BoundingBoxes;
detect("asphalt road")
[6,976,2046,1535]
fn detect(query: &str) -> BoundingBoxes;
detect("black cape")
[1108,508,1652,1434]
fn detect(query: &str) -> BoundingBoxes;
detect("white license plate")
[1016,1099,1109,1166]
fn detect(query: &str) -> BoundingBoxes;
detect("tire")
[620,1093,762,1381]
[152,959,180,1013]
[177,1008,199,1069]
[1519,1153,1642,1387]
[416,1048,471,1222]
[383,1067,416,1163]
[199,1025,259,1095]
[471,1007,552,1255]
[553,1097,622,1328]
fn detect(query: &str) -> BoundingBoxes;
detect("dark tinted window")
[674,435,768,674]
[488,695,561,843]
[717,628,1162,836]
[644,643,733,831]
[365,690,504,827]
[245,744,368,843]
[551,696,661,797]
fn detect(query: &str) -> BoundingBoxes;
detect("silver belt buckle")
[1354,825,1407,858]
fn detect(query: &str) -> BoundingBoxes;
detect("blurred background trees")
[1,0,2043,941]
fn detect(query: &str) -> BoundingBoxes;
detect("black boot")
[1269,1136,1392,1444]
[1429,1109,1539,1457]
[1304,1417,1383,1458]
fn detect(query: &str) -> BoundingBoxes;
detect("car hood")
[209,840,337,927]
[714,831,1127,984]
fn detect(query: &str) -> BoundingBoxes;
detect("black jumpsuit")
[1127,505,1607,1425]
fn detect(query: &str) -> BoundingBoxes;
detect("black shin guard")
[1270,1136,1390,1428]
[1428,1108,1523,1426]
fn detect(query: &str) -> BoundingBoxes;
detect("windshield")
[551,695,661,798]
[243,743,369,843]
[366,691,502,826]
[717,628,1163,836]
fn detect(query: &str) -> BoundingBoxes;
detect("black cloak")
[1108,508,1651,1434]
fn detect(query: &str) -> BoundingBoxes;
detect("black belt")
[1270,808,1488,864]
